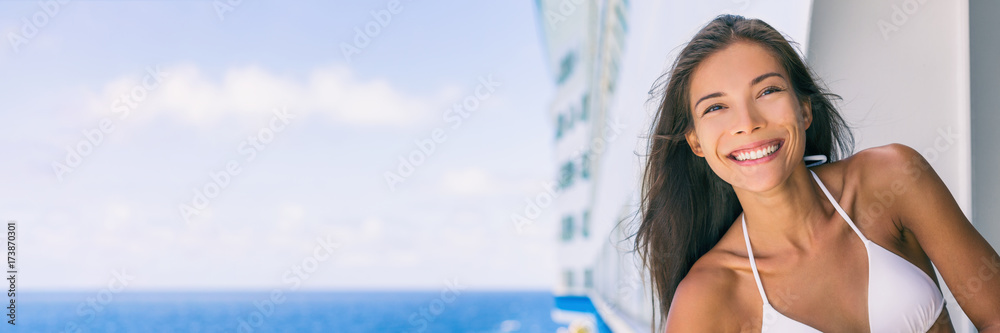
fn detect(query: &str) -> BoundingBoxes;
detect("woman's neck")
[734,164,833,255]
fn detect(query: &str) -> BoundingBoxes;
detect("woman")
[634,15,1000,332]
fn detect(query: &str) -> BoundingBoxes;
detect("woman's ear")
[685,130,705,157]
[802,97,813,130]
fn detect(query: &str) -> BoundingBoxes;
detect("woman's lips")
[728,138,784,157]
[727,139,783,165]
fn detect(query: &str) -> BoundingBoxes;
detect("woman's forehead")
[689,42,788,96]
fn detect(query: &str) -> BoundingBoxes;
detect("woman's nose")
[731,104,765,135]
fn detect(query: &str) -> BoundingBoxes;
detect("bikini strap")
[742,214,770,304]
[804,154,827,167]
[808,169,869,242]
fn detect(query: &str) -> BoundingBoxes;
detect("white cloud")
[276,202,305,231]
[84,63,452,128]
[439,168,551,200]
[102,201,132,231]
[358,216,384,240]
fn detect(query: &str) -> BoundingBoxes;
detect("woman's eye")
[760,86,783,97]
[704,104,723,114]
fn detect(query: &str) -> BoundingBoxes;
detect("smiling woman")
[634,14,1000,333]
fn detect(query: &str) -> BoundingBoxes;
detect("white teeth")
[734,143,779,161]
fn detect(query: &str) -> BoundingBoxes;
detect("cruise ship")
[534,1,993,332]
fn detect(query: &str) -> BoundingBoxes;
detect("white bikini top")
[741,169,945,332]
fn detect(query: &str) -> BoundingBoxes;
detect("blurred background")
[1,0,996,332]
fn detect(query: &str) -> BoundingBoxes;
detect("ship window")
[559,161,575,189]
[561,215,574,241]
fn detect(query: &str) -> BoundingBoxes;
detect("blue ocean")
[12,291,561,332]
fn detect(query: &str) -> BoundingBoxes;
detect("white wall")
[807,0,975,331]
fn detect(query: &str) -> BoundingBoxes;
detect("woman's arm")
[865,143,1000,331]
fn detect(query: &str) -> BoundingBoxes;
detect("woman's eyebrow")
[693,92,724,110]
[751,72,784,86]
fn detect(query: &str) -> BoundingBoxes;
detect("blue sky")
[0,1,557,290]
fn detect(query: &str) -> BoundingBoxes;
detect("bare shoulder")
[844,143,929,186]
[822,143,939,234]
[663,254,741,331]
[842,143,963,227]
[809,143,928,196]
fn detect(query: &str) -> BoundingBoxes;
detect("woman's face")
[684,41,812,192]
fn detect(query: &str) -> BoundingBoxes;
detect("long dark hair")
[634,14,854,330]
